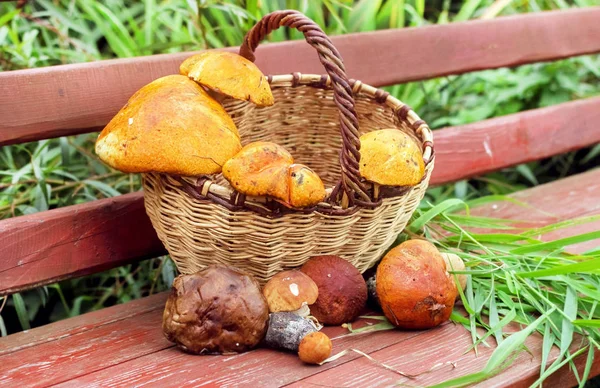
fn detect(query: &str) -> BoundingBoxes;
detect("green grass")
[0,1,599,385]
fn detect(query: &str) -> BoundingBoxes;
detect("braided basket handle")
[239,10,371,205]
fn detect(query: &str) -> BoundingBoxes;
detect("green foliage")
[406,199,600,387]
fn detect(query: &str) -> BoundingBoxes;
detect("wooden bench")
[1,8,600,386]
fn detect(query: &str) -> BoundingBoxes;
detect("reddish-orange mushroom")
[376,240,458,329]
[298,332,332,364]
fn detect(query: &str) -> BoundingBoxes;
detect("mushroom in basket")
[222,141,326,208]
[95,51,274,176]
[358,128,425,193]
[180,51,274,107]
[95,75,241,176]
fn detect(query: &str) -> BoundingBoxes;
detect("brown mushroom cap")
[359,129,425,186]
[222,142,326,208]
[376,240,458,330]
[162,265,269,354]
[301,256,368,326]
[263,270,319,313]
[95,75,241,176]
[180,51,274,107]
[298,332,333,364]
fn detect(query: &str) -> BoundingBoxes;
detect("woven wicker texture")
[142,11,434,284]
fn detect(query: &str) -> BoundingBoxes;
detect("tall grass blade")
[12,293,31,330]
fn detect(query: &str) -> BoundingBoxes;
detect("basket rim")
[155,73,434,217]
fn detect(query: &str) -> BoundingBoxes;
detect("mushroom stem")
[264,312,318,352]
[366,274,380,309]
[373,184,380,200]
[203,87,227,104]
[292,303,311,318]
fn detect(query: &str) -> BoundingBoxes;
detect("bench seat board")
[2,98,600,296]
[0,169,598,387]
[1,7,600,146]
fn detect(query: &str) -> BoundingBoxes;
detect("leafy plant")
[411,200,600,387]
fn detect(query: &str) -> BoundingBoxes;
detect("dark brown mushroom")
[301,256,368,326]
[162,265,269,354]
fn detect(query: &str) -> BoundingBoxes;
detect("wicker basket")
[142,10,434,284]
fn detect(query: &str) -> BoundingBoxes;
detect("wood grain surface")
[2,7,600,145]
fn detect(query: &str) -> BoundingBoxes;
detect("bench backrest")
[1,8,599,295]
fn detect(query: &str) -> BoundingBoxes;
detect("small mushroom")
[180,51,274,107]
[95,75,241,176]
[359,129,425,187]
[298,332,333,365]
[162,265,269,354]
[223,142,326,208]
[301,256,368,326]
[263,270,319,316]
[376,240,458,330]
[442,252,468,293]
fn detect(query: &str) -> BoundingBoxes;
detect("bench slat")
[1,7,600,145]
[434,96,600,185]
[292,321,597,388]
[2,97,600,295]
[0,169,598,387]
[0,192,165,296]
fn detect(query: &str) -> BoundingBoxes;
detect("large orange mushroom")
[376,239,458,329]
[95,75,241,176]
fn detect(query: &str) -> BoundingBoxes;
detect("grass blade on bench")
[399,198,600,386]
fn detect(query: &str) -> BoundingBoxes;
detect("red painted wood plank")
[2,98,599,295]
[432,97,600,185]
[51,318,426,388]
[0,192,166,296]
[0,292,167,356]
[292,321,599,387]
[0,303,171,387]
[1,8,600,145]
[471,168,600,253]
[1,170,597,387]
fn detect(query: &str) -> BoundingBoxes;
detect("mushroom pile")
[94,51,327,209]
[161,244,464,363]
[161,256,369,364]
[95,49,427,209]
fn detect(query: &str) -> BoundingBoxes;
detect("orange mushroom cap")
[298,332,332,364]
[222,142,326,208]
[180,51,274,107]
[95,75,241,176]
[359,129,425,186]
